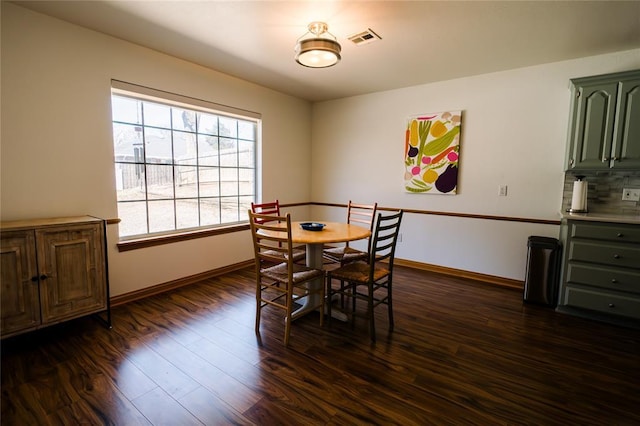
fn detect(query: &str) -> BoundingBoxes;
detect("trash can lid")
[527,236,560,247]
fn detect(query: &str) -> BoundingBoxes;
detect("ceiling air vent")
[348,28,381,46]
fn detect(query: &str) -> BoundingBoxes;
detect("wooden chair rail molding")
[307,202,561,225]
[108,202,559,252]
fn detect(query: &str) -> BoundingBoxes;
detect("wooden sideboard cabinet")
[1,216,111,338]
[558,220,640,324]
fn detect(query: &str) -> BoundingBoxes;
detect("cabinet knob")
[608,303,616,308]
[570,158,575,165]
[612,156,618,161]
[613,254,620,259]
[40,274,48,280]
[611,278,618,284]
[31,276,39,282]
[617,233,624,238]
[602,157,608,162]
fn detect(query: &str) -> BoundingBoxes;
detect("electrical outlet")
[622,188,640,202]
[499,185,508,196]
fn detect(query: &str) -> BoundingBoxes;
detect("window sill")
[116,223,250,252]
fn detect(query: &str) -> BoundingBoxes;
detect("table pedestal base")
[290,242,348,322]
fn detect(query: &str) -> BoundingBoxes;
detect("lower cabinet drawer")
[570,222,640,244]
[564,286,640,320]
[566,263,640,294]
[569,240,640,269]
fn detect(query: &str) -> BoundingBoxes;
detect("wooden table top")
[293,222,370,244]
[261,221,371,245]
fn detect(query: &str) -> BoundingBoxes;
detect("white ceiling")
[12,1,640,102]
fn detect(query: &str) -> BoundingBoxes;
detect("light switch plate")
[622,188,640,201]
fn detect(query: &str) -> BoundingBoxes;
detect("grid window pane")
[144,128,172,164]
[238,140,254,168]
[219,138,237,167]
[111,89,257,239]
[113,123,144,162]
[146,164,174,199]
[220,197,239,223]
[175,166,198,198]
[238,168,255,195]
[219,116,237,137]
[173,131,197,165]
[173,108,196,132]
[200,198,220,226]
[198,113,218,136]
[220,168,238,196]
[117,202,148,237]
[148,200,175,233]
[199,167,219,197]
[176,199,199,229]
[144,102,171,128]
[198,135,218,166]
[112,96,142,124]
[238,121,255,141]
[116,163,146,201]
[239,196,253,220]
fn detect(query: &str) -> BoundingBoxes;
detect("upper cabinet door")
[567,81,618,170]
[611,77,640,169]
[566,69,640,171]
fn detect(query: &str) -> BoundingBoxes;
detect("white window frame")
[110,80,260,240]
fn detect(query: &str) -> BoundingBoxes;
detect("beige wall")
[310,49,640,280]
[3,3,640,293]
[1,3,312,296]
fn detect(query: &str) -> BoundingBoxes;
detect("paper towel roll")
[570,180,588,212]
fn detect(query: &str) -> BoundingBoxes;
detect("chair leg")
[387,280,394,332]
[368,281,376,342]
[319,276,325,327]
[326,275,332,327]
[255,282,262,335]
[284,316,291,347]
[284,290,293,347]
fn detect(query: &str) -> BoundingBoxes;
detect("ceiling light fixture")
[295,21,341,68]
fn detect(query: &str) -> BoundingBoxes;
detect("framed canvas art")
[404,111,461,194]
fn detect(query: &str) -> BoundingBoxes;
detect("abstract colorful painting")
[404,111,461,194]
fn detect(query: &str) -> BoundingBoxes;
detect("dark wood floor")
[2,266,639,425]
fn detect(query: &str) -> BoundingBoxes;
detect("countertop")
[561,211,640,225]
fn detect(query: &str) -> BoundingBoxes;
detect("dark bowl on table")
[300,222,325,231]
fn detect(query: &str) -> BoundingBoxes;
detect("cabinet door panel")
[0,231,40,335]
[569,82,617,170]
[37,224,106,323]
[611,77,640,169]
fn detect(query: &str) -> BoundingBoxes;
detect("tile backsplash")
[562,171,640,215]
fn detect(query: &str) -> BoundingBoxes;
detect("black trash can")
[523,236,561,307]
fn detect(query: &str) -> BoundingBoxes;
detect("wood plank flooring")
[2,266,639,425]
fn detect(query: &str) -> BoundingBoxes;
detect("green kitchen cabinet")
[565,69,640,171]
[557,219,640,323]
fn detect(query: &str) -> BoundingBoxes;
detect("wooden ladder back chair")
[323,201,378,265]
[250,200,280,223]
[326,210,403,342]
[249,211,325,346]
[250,200,305,263]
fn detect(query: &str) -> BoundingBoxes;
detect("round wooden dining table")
[261,221,371,320]
[293,221,371,320]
